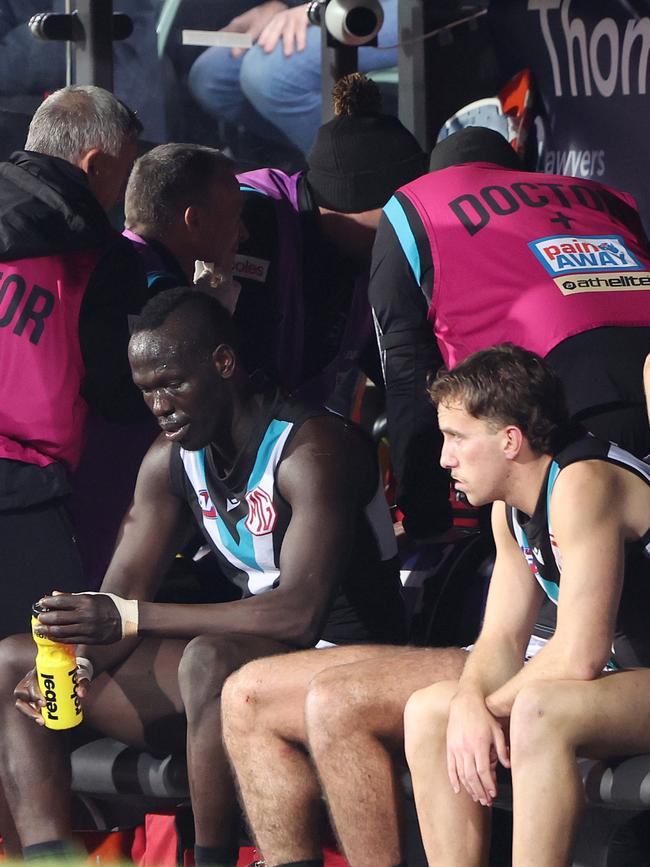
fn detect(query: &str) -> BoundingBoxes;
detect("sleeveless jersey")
[169,392,405,645]
[391,164,650,369]
[0,249,101,469]
[507,437,650,668]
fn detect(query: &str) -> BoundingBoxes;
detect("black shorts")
[0,498,85,639]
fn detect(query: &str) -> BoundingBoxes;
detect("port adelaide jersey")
[169,391,405,645]
[507,436,650,668]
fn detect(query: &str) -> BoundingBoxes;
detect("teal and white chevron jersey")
[169,391,406,645]
[507,436,650,668]
[180,416,292,596]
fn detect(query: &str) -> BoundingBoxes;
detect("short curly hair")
[428,344,570,455]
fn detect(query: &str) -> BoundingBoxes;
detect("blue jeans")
[188,0,398,154]
[0,0,166,142]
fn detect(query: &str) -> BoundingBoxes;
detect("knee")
[220,658,272,741]
[178,635,244,715]
[305,669,356,756]
[403,682,453,766]
[239,46,310,108]
[188,48,240,109]
[238,49,271,106]
[509,682,572,764]
[304,668,359,756]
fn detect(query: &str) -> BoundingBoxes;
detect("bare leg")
[0,761,21,857]
[0,634,189,847]
[509,671,650,867]
[307,647,467,867]
[0,634,75,846]
[404,680,490,867]
[223,644,412,866]
[177,633,290,849]
[0,630,292,854]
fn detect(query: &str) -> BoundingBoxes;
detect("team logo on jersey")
[198,489,217,519]
[522,546,539,575]
[529,234,650,295]
[549,532,563,570]
[245,487,277,535]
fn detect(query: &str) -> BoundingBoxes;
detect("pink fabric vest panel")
[400,164,650,367]
[0,250,99,470]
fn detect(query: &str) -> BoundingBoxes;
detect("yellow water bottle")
[31,603,83,730]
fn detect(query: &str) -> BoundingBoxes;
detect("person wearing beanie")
[230,72,426,414]
[305,72,427,214]
[369,124,650,541]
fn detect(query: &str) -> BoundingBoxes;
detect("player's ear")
[503,424,524,460]
[213,343,236,379]
[184,204,200,232]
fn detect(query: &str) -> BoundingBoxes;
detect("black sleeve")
[78,233,150,422]
[369,209,452,539]
[232,189,282,379]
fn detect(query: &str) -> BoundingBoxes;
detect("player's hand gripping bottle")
[31,603,83,730]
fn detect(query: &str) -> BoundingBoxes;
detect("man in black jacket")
[0,85,147,639]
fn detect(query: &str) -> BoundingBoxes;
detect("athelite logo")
[245,487,277,536]
[529,234,650,295]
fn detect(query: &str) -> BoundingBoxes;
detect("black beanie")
[429,127,523,172]
[306,109,427,213]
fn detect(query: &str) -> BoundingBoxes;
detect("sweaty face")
[192,174,246,276]
[129,329,226,451]
[437,401,509,507]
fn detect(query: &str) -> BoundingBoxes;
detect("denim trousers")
[188,0,398,154]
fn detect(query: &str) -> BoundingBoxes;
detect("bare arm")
[36,435,192,673]
[445,502,542,804]
[487,461,625,718]
[40,417,376,650]
[457,502,543,699]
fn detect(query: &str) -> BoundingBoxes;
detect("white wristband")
[75,656,94,684]
[74,592,139,639]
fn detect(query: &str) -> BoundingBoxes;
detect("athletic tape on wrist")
[75,656,94,684]
[74,592,139,639]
